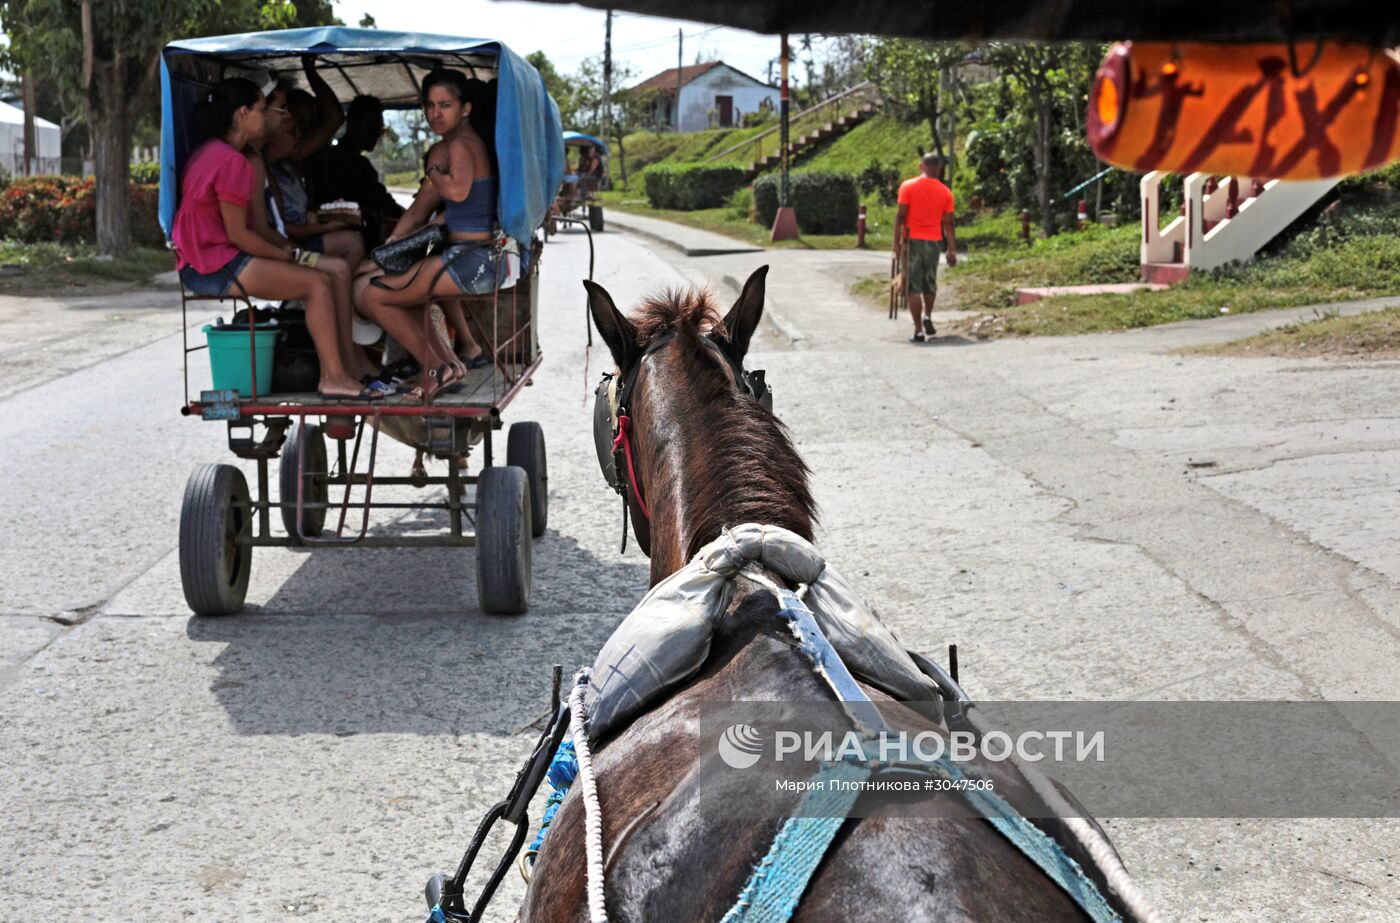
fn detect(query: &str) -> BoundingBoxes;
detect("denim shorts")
[179,251,253,297]
[441,243,500,295]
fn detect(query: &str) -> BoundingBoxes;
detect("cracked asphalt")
[2,223,1398,920]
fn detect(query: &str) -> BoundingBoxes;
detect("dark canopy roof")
[533,1,1400,45]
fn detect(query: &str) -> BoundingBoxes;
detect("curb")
[607,214,764,258]
[721,274,807,346]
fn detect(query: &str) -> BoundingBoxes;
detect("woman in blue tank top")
[353,68,501,400]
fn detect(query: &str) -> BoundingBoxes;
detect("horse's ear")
[584,280,639,372]
[721,265,768,365]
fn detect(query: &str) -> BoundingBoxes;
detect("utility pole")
[770,33,798,241]
[21,72,36,176]
[674,29,683,131]
[602,10,613,144]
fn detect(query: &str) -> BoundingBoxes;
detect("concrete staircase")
[1141,171,1340,284]
[745,101,881,179]
[705,82,883,181]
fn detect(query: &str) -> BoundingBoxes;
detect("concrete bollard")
[1077,199,1088,229]
[1020,209,1031,243]
[857,205,867,248]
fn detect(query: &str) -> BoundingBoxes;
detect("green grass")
[613,113,931,190]
[790,113,931,176]
[384,170,420,188]
[0,241,173,294]
[613,126,772,189]
[945,222,1142,314]
[1185,306,1400,357]
[606,114,965,251]
[851,188,1400,337]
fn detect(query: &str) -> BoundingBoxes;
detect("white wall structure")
[634,62,777,132]
[1140,170,1339,282]
[0,100,61,177]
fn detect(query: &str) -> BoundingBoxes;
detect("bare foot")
[318,375,368,398]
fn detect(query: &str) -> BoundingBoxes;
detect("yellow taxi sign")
[1089,41,1400,179]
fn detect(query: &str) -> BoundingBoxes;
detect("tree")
[358,12,375,27]
[979,42,1102,236]
[0,0,336,255]
[567,55,649,186]
[867,38,969,175]
[608,84,663,185]
[526,51,581,128]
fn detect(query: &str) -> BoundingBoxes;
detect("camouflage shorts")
[907,238,943,295]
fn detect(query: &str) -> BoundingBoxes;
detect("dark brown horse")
[517,268,1144,922]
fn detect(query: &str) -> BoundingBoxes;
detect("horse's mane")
[632,289,818,559]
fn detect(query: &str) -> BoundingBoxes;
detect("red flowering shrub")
[0,175,165,246]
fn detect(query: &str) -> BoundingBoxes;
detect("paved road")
[2,224,1398,921]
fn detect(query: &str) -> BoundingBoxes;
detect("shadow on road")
[185,528,647,737]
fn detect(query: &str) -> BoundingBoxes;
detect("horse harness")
[425,528,1155,923]
[592,331,772,551]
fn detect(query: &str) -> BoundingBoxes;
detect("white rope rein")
[969,719,1162,923]
[568,668,608,923]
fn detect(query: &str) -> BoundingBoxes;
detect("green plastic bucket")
[204,324,279,398]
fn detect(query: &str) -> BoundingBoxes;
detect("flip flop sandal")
[910,332,926,343]
[423,365,464,403]
[365,378,398,396]
[460,353,492,370]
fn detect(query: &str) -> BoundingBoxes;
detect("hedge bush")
[0,176,164,247]
[753,172,860,234]
[643,163,747,210]
[129,162,163,185]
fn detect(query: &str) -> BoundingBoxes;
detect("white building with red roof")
[630,61,778,132]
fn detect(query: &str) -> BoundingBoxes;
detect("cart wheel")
[589,205,605,232]
[506,421,548,538]
[476,466,532,615]
[279,422,328,542]
[179,464,252,617]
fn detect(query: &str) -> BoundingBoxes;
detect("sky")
[0,4,793,100]
[335,0,789,86]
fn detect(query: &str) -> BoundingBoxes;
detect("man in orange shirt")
[895,153,958,342]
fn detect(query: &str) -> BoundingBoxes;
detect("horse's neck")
[638,361,813,584]
[642,429,704,581]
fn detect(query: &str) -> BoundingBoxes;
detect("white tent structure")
[0,100,61,177]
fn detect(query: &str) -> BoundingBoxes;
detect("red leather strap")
[611,415,651,519]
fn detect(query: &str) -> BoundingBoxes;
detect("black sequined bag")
[370,224,445,274]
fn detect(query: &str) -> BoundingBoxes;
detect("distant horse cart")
[551,130,607,233]
[160,28,565,616]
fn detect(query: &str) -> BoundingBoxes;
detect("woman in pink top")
[172,78,377,401]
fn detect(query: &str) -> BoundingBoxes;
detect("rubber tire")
[589,204,605,232]
[506,421,548,538]
[278,422,328,542]
[179,463,253,617]
[475,466,532,615]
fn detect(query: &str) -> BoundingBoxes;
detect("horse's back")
[520,612,1095,923]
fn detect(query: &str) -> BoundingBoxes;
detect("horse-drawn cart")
[552,130,606,232]
[160,28,565,616]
